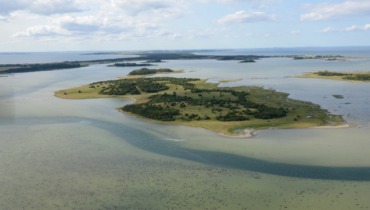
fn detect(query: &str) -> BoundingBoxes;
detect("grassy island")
[298,71,370,82]
[55,69,344,136]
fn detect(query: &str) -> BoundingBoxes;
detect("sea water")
[1,48,370,209]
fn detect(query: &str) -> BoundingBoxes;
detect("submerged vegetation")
[56,70,344,135]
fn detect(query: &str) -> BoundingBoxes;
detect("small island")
[298,70,370,81]
[109,62,153,67]
[128,68,176,76]
[55,69,344,137]
[239,59,256,63]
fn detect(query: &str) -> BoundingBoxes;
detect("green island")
[55,69,344,136]
[128,68,175,76]
[298,70,370,81]
[109,62,153,67]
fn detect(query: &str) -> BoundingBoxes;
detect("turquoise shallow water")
[1,51,370,209]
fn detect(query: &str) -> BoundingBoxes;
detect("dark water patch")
[11,117,370,181]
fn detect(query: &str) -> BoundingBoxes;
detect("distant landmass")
[0,52,354,74]
[0,53,265,74]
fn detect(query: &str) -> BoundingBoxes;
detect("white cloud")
[0,0,82,16]
[321,27,338,33]
[217,0,253,2]
[0,1,24,15]
[0,15,8,21]
[197,0,279,8]
[290,30,301,36]
[321,24,370,33]
[59,16,101,33]
[12,12,180,41]
[13,25,69,38]
[301,0,370,21]
[198,0,261,3]
[111,0,185,15]
[345,24,370,31]
[218,10,276,24]
[28,0,82,15]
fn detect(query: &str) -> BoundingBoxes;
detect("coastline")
[313,123,352,129]
[295,71,370,82]
[215,129,257,139]
[116,106,352,139]
[116,106,256,138]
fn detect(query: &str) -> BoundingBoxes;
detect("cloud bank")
[301,0,370,21]
[218,10,276,24]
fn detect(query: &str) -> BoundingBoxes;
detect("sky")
[0,0,370,52]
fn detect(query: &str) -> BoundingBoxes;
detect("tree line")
[90,77,288,122]
[316,71,370,81]
[2,62,81,73]
[128,68,174,75]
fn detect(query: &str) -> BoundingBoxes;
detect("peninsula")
[55,69,344,136]
[298,71,370,82]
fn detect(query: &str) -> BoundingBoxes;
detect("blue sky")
[0,0,370,51]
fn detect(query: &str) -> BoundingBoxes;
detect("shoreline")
[215,129,257,139]
[57,89,350,139]
[116,106,257,138]
[313,123,352,129]
[295,71,370,83]
[116,107,352,139]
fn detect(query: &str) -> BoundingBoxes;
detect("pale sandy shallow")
[216,124,352,139]
[313,124,352,129]
[216,129,256,139]
[118,107,351,139]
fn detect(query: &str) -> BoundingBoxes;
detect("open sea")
[1,47,370,209]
